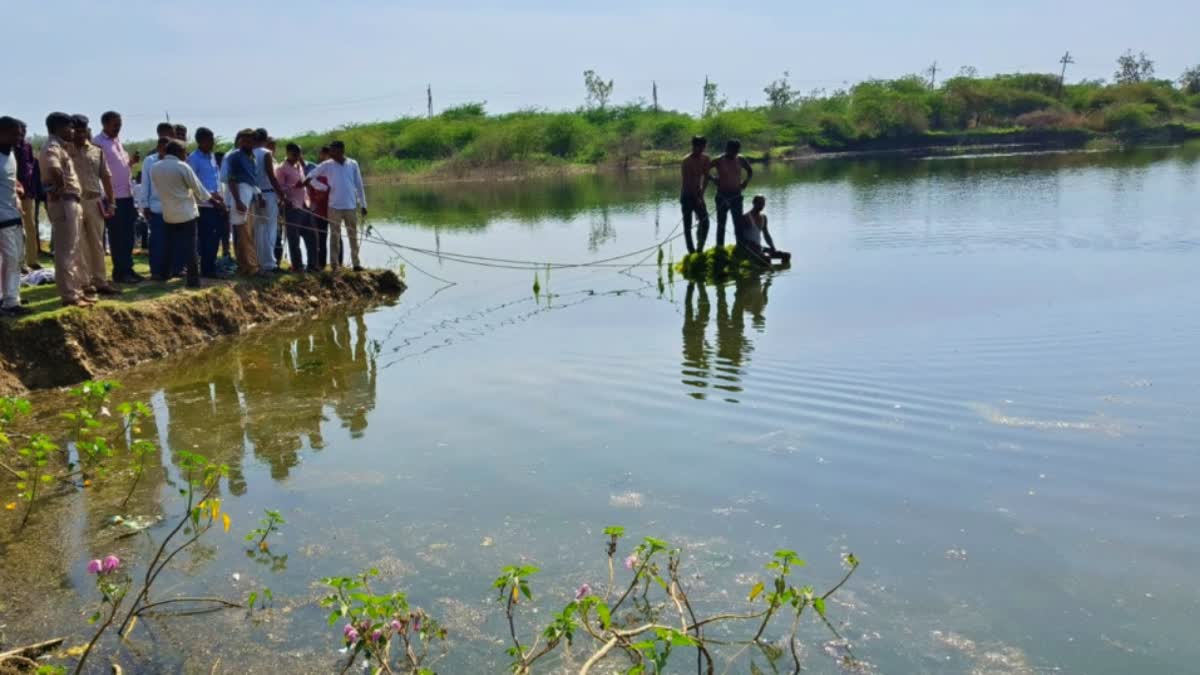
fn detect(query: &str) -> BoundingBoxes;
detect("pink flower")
[86,559,103,575]
[345,629,359,644]
[342,624,356,638]
[575,583,592,600]
[370,630,383,643]
[102,555,120,573]
[412,618,421,633]
[624,554,638,570]
[390,620,403,633]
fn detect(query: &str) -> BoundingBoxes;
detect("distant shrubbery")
[282,68,1200,174]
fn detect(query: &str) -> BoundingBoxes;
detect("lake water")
[3,145,1199,674]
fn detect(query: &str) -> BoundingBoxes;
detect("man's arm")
[739,157,753,190]
[263,151,284,197]
[183,164,214,206]
[99,151,114,205]
[352,161,367,214]
[761,217,776,252]
[704,157,719,187]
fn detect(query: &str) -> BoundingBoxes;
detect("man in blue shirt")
[226,129,261,276]
[187,127,224,278]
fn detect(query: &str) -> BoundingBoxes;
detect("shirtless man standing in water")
[707,139,754,248]
[679,136,711,254]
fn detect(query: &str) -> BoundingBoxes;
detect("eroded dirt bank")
[0,270,404,395]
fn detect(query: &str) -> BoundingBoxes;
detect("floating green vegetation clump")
[676,245,784,282]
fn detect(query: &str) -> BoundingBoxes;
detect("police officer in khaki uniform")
[38,112,92,308]
[69,115,119,296]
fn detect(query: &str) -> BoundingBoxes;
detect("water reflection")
[154,313,378,488]
[681,275,770,402]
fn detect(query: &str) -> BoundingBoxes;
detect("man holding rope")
[304,140,366,272]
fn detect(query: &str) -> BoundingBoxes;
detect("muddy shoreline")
[0,270,404,395]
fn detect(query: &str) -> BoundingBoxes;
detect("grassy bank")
[277,73,1200,180]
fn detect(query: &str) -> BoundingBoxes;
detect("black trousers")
[680,192,710,253]
[106,197,137,278]
[164,218,200,287]
[715,191,745,248]
[284,207,319,272]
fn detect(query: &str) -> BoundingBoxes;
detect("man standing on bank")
[187,127,224,278]
[94,111,141,283]
[251,128,285,273]
[38,112,92,308]
[276,143,316,272]
[13,122,40,271]
[707,139,754,248]
[149,140,222,288]
[680,135,711,254]
[0,116,29,315]
[304,140,366,272]
[69,115,119,296]
[226,130,261,277]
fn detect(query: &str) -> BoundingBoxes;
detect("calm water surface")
[3,146,1199,674]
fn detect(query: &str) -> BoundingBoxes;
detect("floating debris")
[609,492,644,508]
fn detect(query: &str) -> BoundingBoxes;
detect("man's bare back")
[681,153,710,196]
[710,155,752,193]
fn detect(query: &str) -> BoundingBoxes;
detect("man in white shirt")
[149,140,223,288]
[251,128,285,273]
[0,117,28,315]
[139,124,175,278]
[304,140,367,271]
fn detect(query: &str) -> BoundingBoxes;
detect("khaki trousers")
[20,196,39,266]
[80,198,108,287]
[327,208,361,269]
[47,199,87,303]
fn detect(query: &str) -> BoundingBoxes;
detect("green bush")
[1103,102,1157,132]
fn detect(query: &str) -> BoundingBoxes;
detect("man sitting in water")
[706,139,753,248]
[680,136,711,254]
[743,195,790,265]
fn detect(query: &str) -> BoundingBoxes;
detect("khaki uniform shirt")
[37,137,82,199]
[70,141,111,200]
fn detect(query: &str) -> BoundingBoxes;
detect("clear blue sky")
[11,0,1198,141]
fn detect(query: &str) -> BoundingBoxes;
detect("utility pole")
[1057,51,1074,98]
[926,61,939,88]
[427,84,433,118]
[652,81,659,113]
[702,75,709,117]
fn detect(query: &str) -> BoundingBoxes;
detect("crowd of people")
[0,111,369,314]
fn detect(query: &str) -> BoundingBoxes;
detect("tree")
[1114,50,1154,84]
[703,79,727,117]
[1180,65,1200,95]
[957,65,979,79]
[583,70,614,110]
[764,71,800,108]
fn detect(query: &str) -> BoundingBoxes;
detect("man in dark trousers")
[679,136,711,254]
[706,139,754,248]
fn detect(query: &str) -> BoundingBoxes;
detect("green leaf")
[812,597,826,618]
[596,602,611,629]
[88,611,101,624]
[749,581,765,602]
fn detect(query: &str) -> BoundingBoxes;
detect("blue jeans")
[197,207,223,277]
[148,212,167,278]
[105,197,136,278]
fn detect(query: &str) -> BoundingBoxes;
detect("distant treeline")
[282,67,1200,175]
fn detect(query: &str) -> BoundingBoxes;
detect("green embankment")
[271,74,1200,178]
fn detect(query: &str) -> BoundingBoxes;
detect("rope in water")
[261,205,684,280]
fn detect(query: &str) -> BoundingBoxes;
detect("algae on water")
[675,245,789,282]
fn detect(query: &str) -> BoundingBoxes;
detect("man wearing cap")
[38,112,91,308]
[94,111,141,283]
[69,115,119,296]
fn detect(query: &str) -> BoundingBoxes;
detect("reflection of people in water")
[681,274,771,401]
